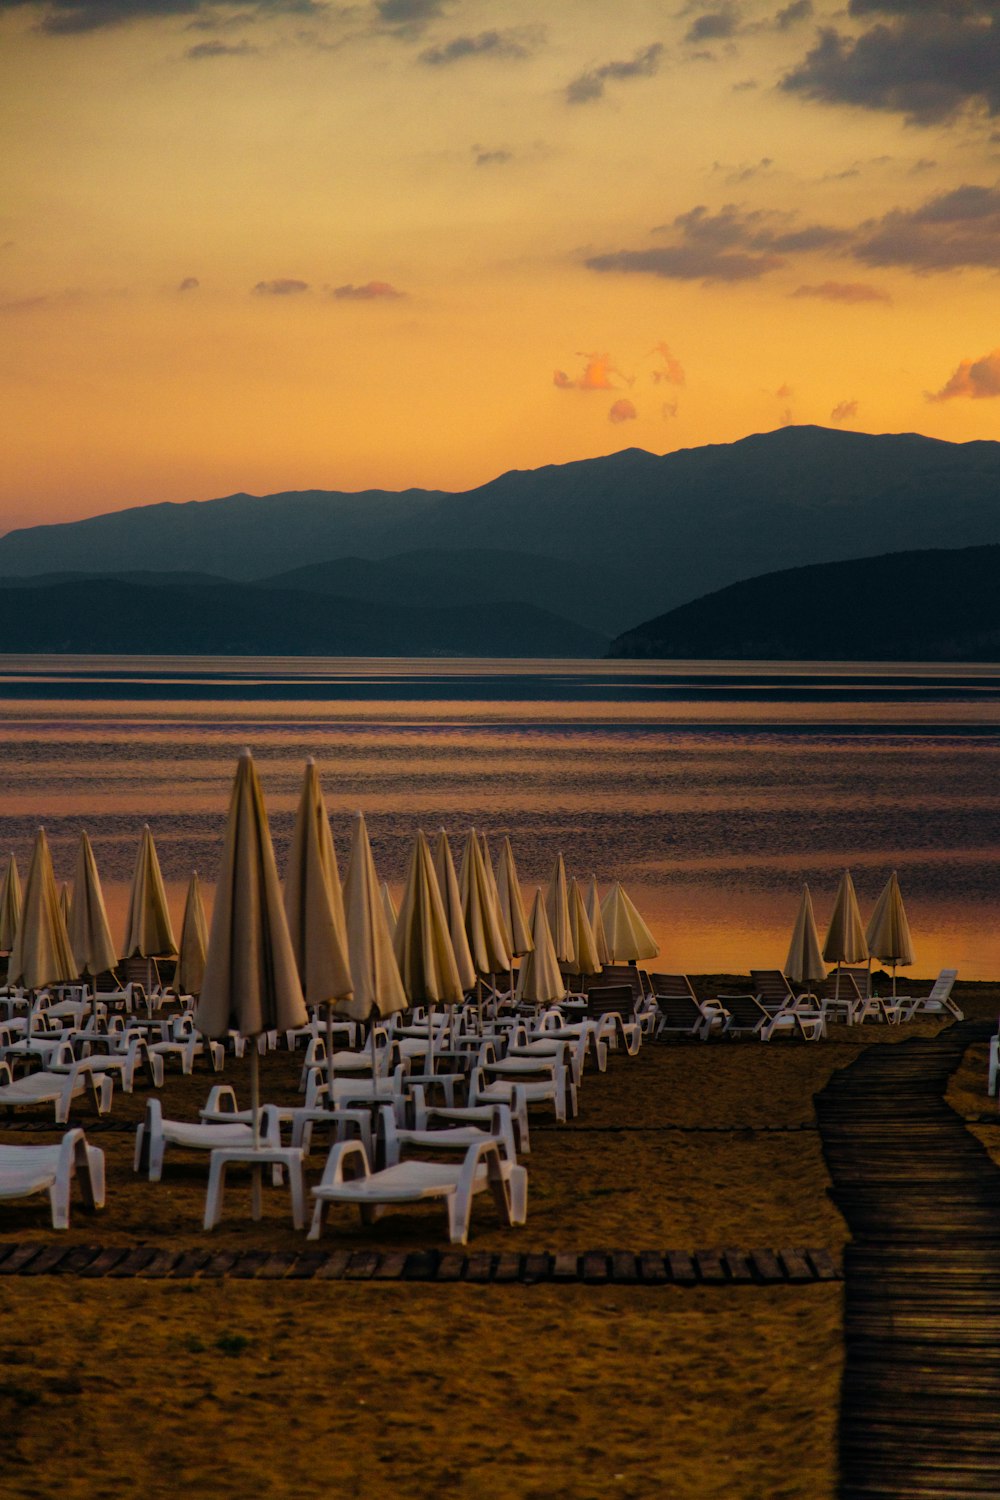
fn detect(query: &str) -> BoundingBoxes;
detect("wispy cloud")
[331,280,404,300]
[792,280,891,304]
[419,27,542,67]
[566,42,663,105]
[854,182,1000,271]
[553,353,628,391]
[178,276,200,291]
[252,278,310,295]
[830,398,859,423]
[927,348,1000,402]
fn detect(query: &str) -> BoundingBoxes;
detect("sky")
[2,0,1000,532]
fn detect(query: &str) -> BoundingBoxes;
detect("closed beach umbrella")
[479,834,505,940]
[195,751,307,1148]
[515,889,566,1005]
[585,875,611,967]
[380,882,399,936]
[823,868,868,1002]
[866,870,914,999]
[177,872,209,998]
[68,831,117,979]
[59,882,71,929]
[341,811,407,1024]
[567,877,602,977]
[394,830,463,1069]
[495,836,532,959]
[600,881,660,962]
[784,883,825,988]
[8,828,78,991]
[545,853,577,969]
[433,830,476,993]
[459,828,511,976]
[0,854,22,954]
[284,760,353,1007]
[123,825,177,959]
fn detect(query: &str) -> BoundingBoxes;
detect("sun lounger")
[0,1128,105,1229]
[899,968,961,1022]
[307,1137,526,1245]
[717,994,825,1041]
[0,1059,114,1122]
[133,1096,283,1182]
[381,1100,520,1168]
[564,985,642,1056]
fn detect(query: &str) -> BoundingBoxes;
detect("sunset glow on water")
[3,656,1000,979]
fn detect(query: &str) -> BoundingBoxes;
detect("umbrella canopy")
[495,836,532,959]
[544,853,577,967]
[600,881,660,962]
[0,854,22,953]
[177,871,209,997]
[68,831,117,978]
[822,870,867,965]
[480,834,505,936]
[567,877,602,976]
[380,882,399,936]
[195,751,307,1040]
[283,759,353,1006]
[340,812,407,1023]
[585,875,611,967]
[784,883,825,987]
[59,882,71,928]
[433,830,476,992]
[7,828,78,990]
[122,825,177,958]
[866,871,914,998]
[393,830,464,1007]
[515,889,567,1005]
[459,827,511,976]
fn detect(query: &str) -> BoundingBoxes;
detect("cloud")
[473,147,512,167]
[775,382,793,399]
[0,0,324,37]
[331,280,404,299]
[685,7,741,45]
[252,278,310,295]
[553,353,626,391]
[375,0,445,30]
[585,203,848,284]
[830,399,859,422]
[186,39,257,58]
[781,6,1000,125]
[661,399,679,419]
[791,280,892,303]
[714,156,774,185]
[419,27,540,66]
[178,276,200,291]
[775,0,812,28]
[927,347,1000,401]
[650,341,685,385]
[566,42,663,105]
[609,398,638,424]
[854,181,1000,271]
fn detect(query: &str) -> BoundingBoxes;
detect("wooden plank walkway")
[816,1019,1000,1498]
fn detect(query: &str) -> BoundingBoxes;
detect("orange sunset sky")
[2,0,1000,534]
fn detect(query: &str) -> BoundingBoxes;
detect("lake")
[2,654,1000,979]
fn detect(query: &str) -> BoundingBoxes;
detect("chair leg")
[203,1156,226,1231]
[306,1197,327,1242]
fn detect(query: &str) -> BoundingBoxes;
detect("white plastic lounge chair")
[133,1096,283,1182]
[470,1058,574,1131]
[899,969,961,1022]
[0,1128,105,1229]
[718,994,825,1041]
[147,1016,224,1076]
[0,1059,114,1122]
[382,1100,520,1167]
[51,1033,164,1092]
[307,1137,526,1245]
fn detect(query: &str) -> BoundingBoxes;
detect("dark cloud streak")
[566,42,662,105]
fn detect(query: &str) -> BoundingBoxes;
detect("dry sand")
[1,982,995,1499]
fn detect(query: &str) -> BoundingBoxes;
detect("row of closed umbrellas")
[0,753,660,1015]
[787,869,914,995]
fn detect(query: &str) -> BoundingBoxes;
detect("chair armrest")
[317,1139,372,1189]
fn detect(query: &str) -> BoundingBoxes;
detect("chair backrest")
[583,984,636,1021]
[586,965,645,1002]
[930,969,958,998]
[819,971,863,1002]
[842,967,871,999]
[719,994,768,1030]
[649,974,697,1001]
[750,970,794,1005]
[656,995,704,1027]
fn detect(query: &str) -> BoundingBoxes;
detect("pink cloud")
[792,281,891,305]
[332,280,404,300]
[927,348,1000,403]
[830,399,859,423]
[609,398,637,424]
[553,351,626,391]
[650,340,685,386]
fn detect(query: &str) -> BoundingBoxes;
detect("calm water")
[3,655,1000,979]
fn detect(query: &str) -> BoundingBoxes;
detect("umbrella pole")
[325,1002,335,1099]
[250,1043,262,1220]
[428,1001,435,1077]
[369,1007,379,1078]
[892,962,897,1001]
[476,974,484,1036]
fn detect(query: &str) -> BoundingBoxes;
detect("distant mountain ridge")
[4,426,1000,640]
[609,544,1000,661]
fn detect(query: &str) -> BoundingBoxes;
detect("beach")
[2,983,994,1499]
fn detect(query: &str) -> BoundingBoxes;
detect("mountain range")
[3,425,1000,654]
[610,544,1000,661]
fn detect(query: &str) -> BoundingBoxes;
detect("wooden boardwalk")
[816,1019,1000,1498]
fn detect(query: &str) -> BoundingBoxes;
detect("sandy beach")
[2,981,994,1499]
